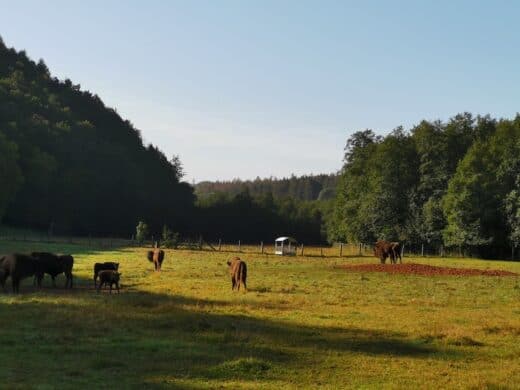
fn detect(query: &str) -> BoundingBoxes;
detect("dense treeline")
[196,174,339,201]
[0,37,194,236]
[193,189,329,244]
[330,113,520,258]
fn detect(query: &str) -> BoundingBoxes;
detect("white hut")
[275,236,298,256]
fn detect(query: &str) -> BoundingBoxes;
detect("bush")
[135,221,149,245]
[162,225,180,249]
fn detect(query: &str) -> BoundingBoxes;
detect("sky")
[1,1,519,182]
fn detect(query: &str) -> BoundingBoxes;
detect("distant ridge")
[195,173,339,201]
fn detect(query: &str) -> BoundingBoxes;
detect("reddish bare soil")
[337,263,518,277]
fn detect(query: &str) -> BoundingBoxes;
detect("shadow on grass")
[0,275,470,389]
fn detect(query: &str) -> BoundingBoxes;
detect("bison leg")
[395,250,402,264]
[36,273,43,288]
[12,277,20,293]
[51,275,56,288]
[116,282,120,293]
[231,276,236,290]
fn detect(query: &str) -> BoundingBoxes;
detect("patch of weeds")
[209,358,271,379]
[447,336,484,347]
[255,286,271,293]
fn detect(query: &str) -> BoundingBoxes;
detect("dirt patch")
[337,263,518,277]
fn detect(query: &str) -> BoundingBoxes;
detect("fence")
[1,228,513,259]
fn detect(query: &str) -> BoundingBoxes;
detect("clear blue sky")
[1,1,519,182]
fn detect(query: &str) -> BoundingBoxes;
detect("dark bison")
[390,242,402,264]
[227,257,247,292]
[374,240,402,264]
[147,249,165,271]
[0,253,42,293]
[93,262,119,287]
[96,270,121,293]
[31,252,74,288]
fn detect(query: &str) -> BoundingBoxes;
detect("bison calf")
[93,262,119,287]
[227,257,247,292]
[96,270,121,294]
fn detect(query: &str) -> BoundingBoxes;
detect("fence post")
[320,247,323,257]
[359,243,362,256]
[421,243,424,257]
[238,240,241,252]
[300,244,304,256]
[260,241,264,254]
[218,239,222,251]
[339,243,343,257]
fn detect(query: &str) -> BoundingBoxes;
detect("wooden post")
[359,243,362,256]
[340,243,343,257]
[260,241,264,254]
[320,247,323,257]
[300,244,304,256]
[238,240,241,252]
[218,239,222,251]
[421,243,424,257]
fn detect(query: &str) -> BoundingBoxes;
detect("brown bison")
[374,240,402,264]
[93,262,119,287]
[147,249,165,271]
[227,257,247,292]
[31,252,74,288]
[96,270,121,293]
[0,253,43,293]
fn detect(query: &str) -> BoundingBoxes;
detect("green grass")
[0,241,519,389]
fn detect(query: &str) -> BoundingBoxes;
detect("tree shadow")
[0,279,469,388]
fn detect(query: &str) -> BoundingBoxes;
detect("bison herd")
[1,240,399,294]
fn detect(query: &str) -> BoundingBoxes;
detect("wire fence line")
[0,230,499,259]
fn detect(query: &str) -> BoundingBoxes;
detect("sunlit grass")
[0,241,519,388]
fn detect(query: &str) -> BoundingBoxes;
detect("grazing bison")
[1,253,42,293]
[96,270,121,293]
[147,249,165,271]
[227,257,247,292]
[93,262,119,287]
[374,240,394,264]
[31,252,74,288]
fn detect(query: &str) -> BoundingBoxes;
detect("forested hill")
[0,37,194,236]
[195,174,339,201]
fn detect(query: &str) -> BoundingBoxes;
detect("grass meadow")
[0,241,519,389]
